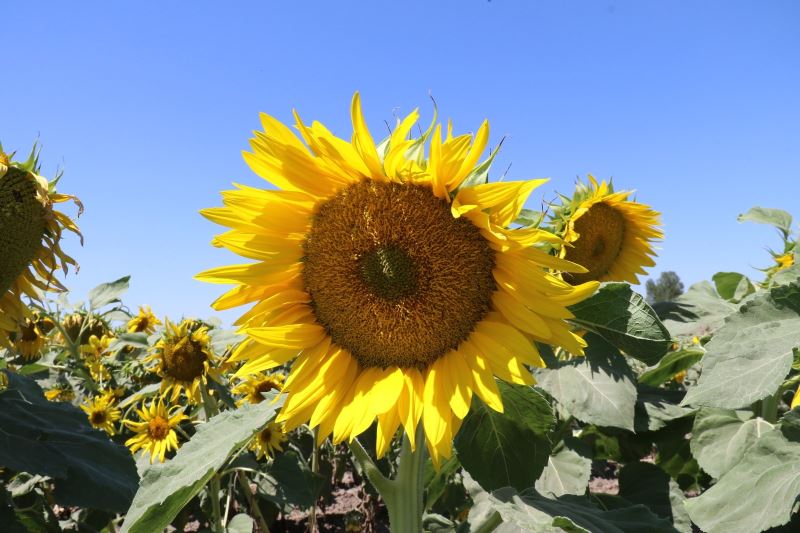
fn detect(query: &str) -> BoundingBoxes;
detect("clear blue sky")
[4,1,799,324]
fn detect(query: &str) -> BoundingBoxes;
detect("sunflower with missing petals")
[144,319,219,403]
[0,146,82,349]
[80,394,121,435]
[124,398,187,463]
[251,421,287,459]
[127,305,161,334]
[232,371,285,406]
[552,175,663,285]
[198,93,599,465]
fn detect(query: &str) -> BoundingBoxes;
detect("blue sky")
[4,1,799,324]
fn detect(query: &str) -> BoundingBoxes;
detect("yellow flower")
[0,370,7,391]
[60,313,109,346]
[124,398,187,463]
[673,370,687,384]
[80,334,114,358]
[80,394,121,435]
[792,387,800,411]
[144,319,219,404]
[0,147,81,348]
[45,382,75,402]
[127,305,161,334]
[251,421,287,459]
[198,93,598,464]
[10,316,54,361]
[86,357,111,383]
[555,176,662,285]
[774,253,795,272]
[232,372,285,406]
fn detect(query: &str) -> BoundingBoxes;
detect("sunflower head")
[145,319,219,403]
[127,305,161,334]
[124,398,188,463]
[60,312,109,346]
[80,394,121,435]
[233,372,285,406]
[199,93,599,464]
[251,421,287,460]
[552,175,662,285]
[45,381,75,402]
[9,314,54,361]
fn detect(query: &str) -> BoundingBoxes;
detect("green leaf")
[0,373,138,513]
[226,513,254,533]
[639,349,704,387]
[120,396,284,533]
[618,462,691,533]
[568,283,671,365]
[738,206,793,236]
[424,455,460,511]
[681,289,800,409]
[689,408,773,479]
[535,448,591,497]
[110,332,150,350]
[712,272,755,302]
[634,386,694,433]
[660,281,736,339]
[87,276,131,310]
[257,450,324,508]
[685,430,800,533]
[513,208,545,228]
[535,334,637,431]
[454,382,553,492]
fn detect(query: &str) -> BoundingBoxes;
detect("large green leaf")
[536,334,637,431]
[87,276,130,310]
[634,386,694,433]
[689,408,773,479]
[535,447,591,497]
[685,430,800,533]
[712,272,755,302]
[681,289,800,409]
[0,372,138,512]
[453,382,553,492]
[121,396,284,533]
[638,349,704,387]
[256,449,324,508]
[737,206,793,236]
[660,281,736,338]
[568,283,671,365]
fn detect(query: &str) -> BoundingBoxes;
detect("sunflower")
[144,319,219,403]
[0,146,82,348]
[127,305,161,334]
[60,312,109,346]
[124,398,188,463]
[232,371,285,406]
[552,175,662,285]
[45,381,75,402]
[80,333,114,358]
[9,315,54,361]
[80,394,121,435]
[251,421,287,459]
[197,93,598,464]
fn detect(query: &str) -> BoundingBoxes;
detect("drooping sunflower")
[127,305,161,334]
[232,371,285,406]
[551,175,662,285]
[60,312,109,346]
[124,398,187,463]
[144,319,219,403]
[0,146,82,348]
[9,315,55,361]
[198,93,599,464]
[251,421,287,460]
[80,394,121,435]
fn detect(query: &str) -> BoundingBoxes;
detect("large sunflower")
[198,93,598,464]
[0,146,82,348]
[554,176,662,285]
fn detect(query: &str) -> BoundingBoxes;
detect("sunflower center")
[251,380,279,402]
[148,416,170,440]
[303,181,496,369]
[90,410,107,425]
[563,202,626,284]
[162,337,207,382]
[0,168,47,296]
[19,321,39,342]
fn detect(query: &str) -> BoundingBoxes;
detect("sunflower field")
[2,96,800,533]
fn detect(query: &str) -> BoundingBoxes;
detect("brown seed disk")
[162,337,207,382]
[148,417,170,440]
[563,202,626,285]
[0,168,46,295]
[302,181,496,369]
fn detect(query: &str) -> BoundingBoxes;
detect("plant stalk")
[238,472,271,533]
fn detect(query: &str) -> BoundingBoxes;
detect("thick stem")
[308,428,320,533]
[209,474,223,533]
[237,472,271,533]
[387,426,426,533]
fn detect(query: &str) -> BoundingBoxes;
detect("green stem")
[237,472,270,533]
[309,428,320,532]
[210,474,223,533]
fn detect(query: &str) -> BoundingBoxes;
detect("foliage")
[646,271,685,304]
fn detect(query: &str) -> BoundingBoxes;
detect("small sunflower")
[198,93,598,464]
[86,357,111,383]
[124,398,187,463]
[232,372,285,406]
[80,394,121,435]
[80,333,114,358]
[9,315,54,361]
[0,146,82,348]
[127,305,161,334]
[144,319,219,403]
[251,421,287,459]
[45,381,75,402]
[552,175,662,285]
[60,312,109,346]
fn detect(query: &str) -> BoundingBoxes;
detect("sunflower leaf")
[120,395,284,533]
[711,272,756,302]
[534,447,592,497]
[568,283,671,365]
[638,349,704,387]
[737,206,793,237]
[87,276,131,310]
[659,281,737,338]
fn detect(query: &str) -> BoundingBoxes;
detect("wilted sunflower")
[127,305,161,334]
[10,315,54,361]
[198,93,598,464]
[232,371,285,405]
[80,394,121,435]
[0,146,82,348]
[144,319,219,403]
[552,175,662,285]
[251,421,287,460]
[60,312,109,346]
[124,398,187,463]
